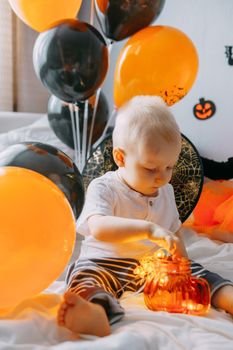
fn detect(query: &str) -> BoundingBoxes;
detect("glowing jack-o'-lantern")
[141,252,210,315]
[193,98,216,120]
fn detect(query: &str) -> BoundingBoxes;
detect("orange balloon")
[0,167,75,309]
[96,0,108,13]
[193,180,233,226]
[8,0,82,32]
[114,26,199,107]
[214,195,233,232]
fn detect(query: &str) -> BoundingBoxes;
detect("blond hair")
[112,96,181,152]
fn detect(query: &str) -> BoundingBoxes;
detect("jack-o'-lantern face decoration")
[193,98,216,120]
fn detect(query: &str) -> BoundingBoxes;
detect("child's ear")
[113,148,125,167]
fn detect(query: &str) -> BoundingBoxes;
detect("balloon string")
[74,107,81,170]
[101,108,116,139]
[90,0,95,26]
[87,35,113,150]
[91,108,115,150]
[69,103,78,167]
[87,88,101,159]
[81,100,89,171]
[107,40,113,54]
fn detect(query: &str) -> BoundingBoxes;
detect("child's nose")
[155,171,169,183]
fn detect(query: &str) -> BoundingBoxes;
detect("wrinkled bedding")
[0,228,232,350]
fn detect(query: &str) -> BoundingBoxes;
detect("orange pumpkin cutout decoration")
[193,98,216,120]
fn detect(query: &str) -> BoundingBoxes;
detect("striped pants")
[66,257,232,325]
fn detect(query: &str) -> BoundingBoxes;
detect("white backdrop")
[1,0,232,160]
[101,0,233,161]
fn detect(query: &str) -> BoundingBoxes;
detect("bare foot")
[57,291,111,337]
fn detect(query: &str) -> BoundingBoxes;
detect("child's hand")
[148,224,179,254]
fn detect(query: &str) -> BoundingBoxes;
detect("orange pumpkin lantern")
[193,98,216,120]
[143,254,210,315]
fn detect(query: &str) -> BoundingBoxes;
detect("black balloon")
[48,92,109,149]
[33,19,109,102]
[0,142,85,219]
[95,0,166,41]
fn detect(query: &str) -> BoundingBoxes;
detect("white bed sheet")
[0,119,233,349]
[0,228,232,350]
[0,116,74,159]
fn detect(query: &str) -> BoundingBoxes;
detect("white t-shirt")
[77,171,181,260]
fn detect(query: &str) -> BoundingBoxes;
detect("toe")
[60,302,69,311]
[57,316,65,326]
[57,302,68,325]
[64,291,81,306]
[57,311,65,326]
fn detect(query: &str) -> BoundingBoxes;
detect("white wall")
[0,1,14,110]
[15,21,50,113]
[100,0,233,161]
[156,0,233,161]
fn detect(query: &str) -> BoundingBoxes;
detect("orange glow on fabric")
[8,0,82,32]
[193,180,233,226]
[114,25,199,107]
[0,167,76,310]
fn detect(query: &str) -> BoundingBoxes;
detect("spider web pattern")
[82,134,203,222]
